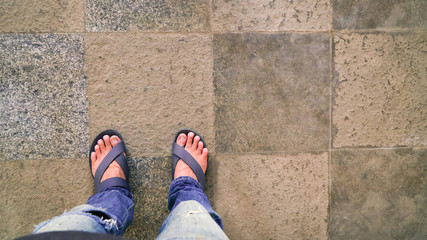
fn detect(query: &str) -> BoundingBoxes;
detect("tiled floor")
[0,1,426,239]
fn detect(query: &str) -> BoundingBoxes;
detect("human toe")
[186,132,195,148]
[95,144,101,156]
[98,139,106,153]
[103,135,112,150]
[177,133,187,146]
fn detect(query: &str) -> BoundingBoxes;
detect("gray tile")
[125,155,217,239]
[333,33,427,148]
[0,34,88,160]
[333,0,427,29]
[213,33,330,154]
[125,156,171,239]
[330,149,427,240]
[0,159,92,239]
[212,152,328,239]
[85,0,210,32]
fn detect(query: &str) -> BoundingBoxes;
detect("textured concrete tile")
[87,33,214,157]
[85,0,210,32]
[214,33,330,153]
[0,34,88,160]
[212,152,328,239]
[212,0,331,31]
[0,0,84,33]
[124,156,170,239]
[125,155,216,239]
[330,149,427,240]
[333,0,427,29]
[333,33,427,148]
[0,158,92,239]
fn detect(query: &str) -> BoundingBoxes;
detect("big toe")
[176,133,187,146]
[110,135,121,146]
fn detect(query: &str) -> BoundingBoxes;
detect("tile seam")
[326,23,334,239]
[330,146,427,151]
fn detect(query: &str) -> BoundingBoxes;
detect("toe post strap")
[171,129,207,189]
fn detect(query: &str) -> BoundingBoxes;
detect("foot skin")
[90,135,126,182]
[174,132,208,181]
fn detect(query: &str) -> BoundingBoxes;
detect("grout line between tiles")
[327,26,334,240]
[2,29,425,35]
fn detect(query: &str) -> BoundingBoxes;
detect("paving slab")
[212,0,331,32]
[333,32,427,148]
[213,33,330,154]
[86,33,214,157]
[330,149,427,239]
[333,0,427,30]
[85,0,210,32]
[0,34,88,160]
[212,152,328,239]
[124,156,170,239]
[0,0,84,33]
[0,158,92,240]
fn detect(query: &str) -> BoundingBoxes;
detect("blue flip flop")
[171,129,207,189]
[89,129,130,193]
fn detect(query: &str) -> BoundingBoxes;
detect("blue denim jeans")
[34,177,228,239]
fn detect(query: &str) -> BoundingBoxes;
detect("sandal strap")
[97,177,130,193]
[172,142,206,189]
[94,141,129,192]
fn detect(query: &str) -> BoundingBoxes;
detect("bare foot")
[90,135,126,182]
[174,132,208,181]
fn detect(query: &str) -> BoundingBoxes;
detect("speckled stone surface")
[86,33,214,157]
[333,0,427,29]
[212,0,331,31]
[85,0,210,32]
[213,33,330,153]
[0,34,88,160]
[213,152,328,239]
[124,155,216,239]
[330,149,427,239]
[124,156,171,239]
[333,33,427,148]
[0,0,84,33]
[0,158,92,240]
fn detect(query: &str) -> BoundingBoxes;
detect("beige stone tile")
[212,152,328,239]
[212,0,332,32]
[330,149,427,239]
[0,159,92,239]
[86,33,214,157]
[333,33,427,148]
[0,0,84,33]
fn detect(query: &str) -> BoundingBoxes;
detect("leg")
[157,131,228,239]
[34,134,134,236]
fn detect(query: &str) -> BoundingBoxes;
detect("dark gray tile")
[333,0,427,29]
[85,0,210,32]
[0,34,88,160]
[125,156,170,239]
[125,155,217,239]
[213,33,330,153]
[330,149,427,240]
